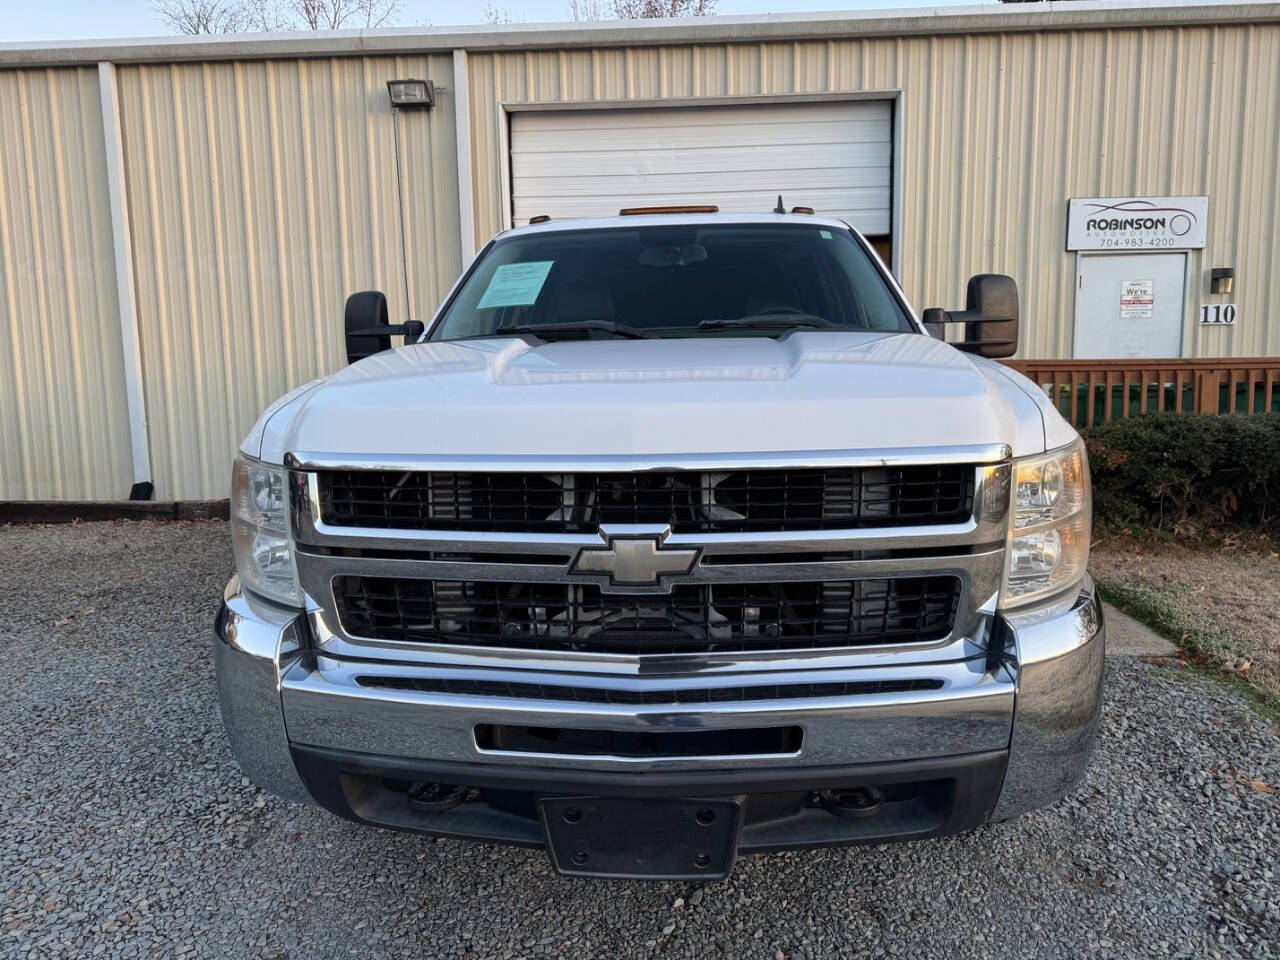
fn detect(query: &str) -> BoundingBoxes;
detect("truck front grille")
[317,466,975,534]
[335,576,960,655]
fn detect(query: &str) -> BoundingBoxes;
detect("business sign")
[1067,196,1208,251]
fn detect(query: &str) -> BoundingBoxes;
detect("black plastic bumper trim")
[290,744,1008,857]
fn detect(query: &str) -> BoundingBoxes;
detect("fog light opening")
[817,786,885,819]
[407,782,473,813]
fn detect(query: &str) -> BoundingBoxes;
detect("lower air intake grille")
[335,576,960,655]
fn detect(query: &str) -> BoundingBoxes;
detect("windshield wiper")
[697,312,834,331]
[495,320,652,341]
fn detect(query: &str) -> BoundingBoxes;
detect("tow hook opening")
[815,786,885,819]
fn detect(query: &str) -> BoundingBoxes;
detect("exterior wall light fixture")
[386,79,434,109]
[1210,267,1234,295]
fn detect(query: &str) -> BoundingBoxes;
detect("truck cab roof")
[498,210,859,239]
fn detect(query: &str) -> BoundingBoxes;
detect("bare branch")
[481,2,523,23]
[358,0,402,27]
[568,0,715,20]
[154,0,403,33]
[237,0,292,31]
[280,0,403,30]
[151,0,246,34]
[566,0,609,20]
[614,0,716,16]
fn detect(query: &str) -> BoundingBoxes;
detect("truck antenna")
[773,195,786,214]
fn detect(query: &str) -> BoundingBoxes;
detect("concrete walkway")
[1103,602,1180,657]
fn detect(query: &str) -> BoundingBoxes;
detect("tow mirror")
[923,274,1019,358]
[921,307,947,340]
[344,290,425,365]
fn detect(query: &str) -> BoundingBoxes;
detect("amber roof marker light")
[619,205,720,216]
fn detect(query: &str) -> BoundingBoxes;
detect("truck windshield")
[430,223,915,341]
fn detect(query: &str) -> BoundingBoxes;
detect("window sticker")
[477,261,554,309]
[819,230,833,240]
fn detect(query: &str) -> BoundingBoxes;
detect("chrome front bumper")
[214,575,1104,819]
[992,579,1106,820]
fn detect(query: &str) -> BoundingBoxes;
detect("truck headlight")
[231,455,301,606]
[1001,438,1090,610]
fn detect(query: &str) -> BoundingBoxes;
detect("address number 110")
[1199,304,1237,325]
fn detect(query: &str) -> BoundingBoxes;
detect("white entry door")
[1073,253,1186,358]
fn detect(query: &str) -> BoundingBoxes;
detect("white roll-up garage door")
[509,100,893,235]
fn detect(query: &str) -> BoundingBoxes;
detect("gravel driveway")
[2,521,1278,959]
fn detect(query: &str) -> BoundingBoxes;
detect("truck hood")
[248,331,1054,464]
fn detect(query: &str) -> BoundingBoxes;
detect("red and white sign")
[1119,279,1154,321]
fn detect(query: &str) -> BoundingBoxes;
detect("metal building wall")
[0,67,134,500]
[467,24,1280,361]
[115,54,460,500]
[2,16,1278,502]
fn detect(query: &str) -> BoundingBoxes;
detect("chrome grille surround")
[288,445,1013,684]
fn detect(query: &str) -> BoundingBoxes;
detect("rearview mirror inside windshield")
[638,243,708,268]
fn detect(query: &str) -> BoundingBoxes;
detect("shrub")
[1083,413,1280,534]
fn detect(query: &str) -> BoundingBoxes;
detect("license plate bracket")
[539,795,741,880]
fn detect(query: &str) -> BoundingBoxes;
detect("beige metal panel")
[467,52,502,256]
[471,24,1280,360]
[1185,24,1280,359]
[0,67,133,500]
[116,54,458,500]
[6,4,1280,70]
[399,58,463,309]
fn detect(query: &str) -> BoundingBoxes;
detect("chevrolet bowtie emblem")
[571,526,699,587]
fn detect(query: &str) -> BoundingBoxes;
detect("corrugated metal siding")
[469,24,1280,360]
[2,22,1279,503]
[115,54,459,499]
[0,67,133,500]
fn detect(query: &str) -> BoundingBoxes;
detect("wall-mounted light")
[1210,267,1235,295]
[386,79,434,109]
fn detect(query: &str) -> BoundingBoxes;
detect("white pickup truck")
[215,210,1102,880]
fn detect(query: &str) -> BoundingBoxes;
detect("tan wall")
[2,22,1279,500]
[0,67,134,500]
[116,54,460,499]
[467,24,1280,360]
